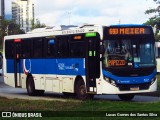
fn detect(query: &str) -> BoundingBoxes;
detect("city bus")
[155,42,160,73]
[3,24,157,101]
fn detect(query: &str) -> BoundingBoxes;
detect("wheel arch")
[74,75,85,93]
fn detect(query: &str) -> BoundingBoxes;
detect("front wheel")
[118,94,135,101]
[75,80,93,100]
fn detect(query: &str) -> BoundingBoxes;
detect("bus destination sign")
[108,27,151,35]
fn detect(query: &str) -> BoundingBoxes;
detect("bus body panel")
[4,73,15,87]
[156,42,160,72]
[5,58,85,75]
[157,58,160,72]
[4,58,86,93]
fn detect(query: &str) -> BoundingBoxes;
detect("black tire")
[75,79,92,100]
[26,77,45,96]
[118,94,135,101]
[26,76,36,96]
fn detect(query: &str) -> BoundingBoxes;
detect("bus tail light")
[14,39,21,43]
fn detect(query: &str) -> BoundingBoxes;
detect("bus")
[3,24,157,101]
[155,42,160,73]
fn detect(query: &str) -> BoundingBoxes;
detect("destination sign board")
[108,27,151,35]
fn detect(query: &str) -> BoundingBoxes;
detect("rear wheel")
[26,77,36,96]
[118,94,135,101]
[26,76,45,96]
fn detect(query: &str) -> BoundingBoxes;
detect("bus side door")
[86,33,100,93]
[14,39,22,88]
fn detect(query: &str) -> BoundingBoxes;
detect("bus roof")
[4,24,101,40]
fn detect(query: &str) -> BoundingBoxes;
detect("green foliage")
[31,19,46,30]
[0,19,25,48]
[144,0,160,41]
[7,22,25,35]
[0,19,25,36]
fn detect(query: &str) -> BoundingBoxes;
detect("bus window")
[103,39,132,67]
[70,41,85,58]
[33,38,43,58]
[47,39,56,57]
[21,39,31,58]
[5,40,14,59]
[57,37,69,57]
[158,47,160,58]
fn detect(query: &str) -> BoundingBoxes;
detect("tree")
[7,22,25,35]
[144,0,160,41]
[31,19,46,30]
[0,19,25,48]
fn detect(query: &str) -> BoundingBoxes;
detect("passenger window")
[33,39,43,58]
[21,39,31,58]
[5,40,14,59]
[47,39,56,57]
[57,37,69,57]
[70,42,85,57]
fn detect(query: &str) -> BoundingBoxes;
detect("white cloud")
[5,0,157,26]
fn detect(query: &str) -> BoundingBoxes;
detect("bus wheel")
[26,77,36,96]
[118,94,135,101]
[75,80,89,100]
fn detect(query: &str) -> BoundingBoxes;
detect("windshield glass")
[103,39,155,68]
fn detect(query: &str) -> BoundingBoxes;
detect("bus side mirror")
[100,45,105,54]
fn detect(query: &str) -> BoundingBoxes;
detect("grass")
[0,98,160,112]
[0,97,160,119]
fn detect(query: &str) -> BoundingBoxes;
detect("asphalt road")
[0,76,160,102]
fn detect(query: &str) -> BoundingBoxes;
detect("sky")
[5,0,158,26]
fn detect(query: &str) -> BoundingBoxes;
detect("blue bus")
[3,25,157,100]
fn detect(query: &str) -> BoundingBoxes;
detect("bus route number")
[108,60,126,67]
[109,28,146,35]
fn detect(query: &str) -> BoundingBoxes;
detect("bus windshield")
[103,38,155,68]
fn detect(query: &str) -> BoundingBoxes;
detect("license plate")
[130,87,139,91]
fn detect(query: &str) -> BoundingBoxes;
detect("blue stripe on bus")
[6,58,86,76]
[102,69,157,84]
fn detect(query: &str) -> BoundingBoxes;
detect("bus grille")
[118,83,150,91]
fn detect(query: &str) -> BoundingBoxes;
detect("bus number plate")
[130,87,139,91]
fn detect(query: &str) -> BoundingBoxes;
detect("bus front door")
[86,33,100,93]
[14,40,22,88]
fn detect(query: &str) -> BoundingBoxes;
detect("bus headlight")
[104,77,116,86]
[151,77,156,85]
[110,80,116,86]
[104,77,109,82]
